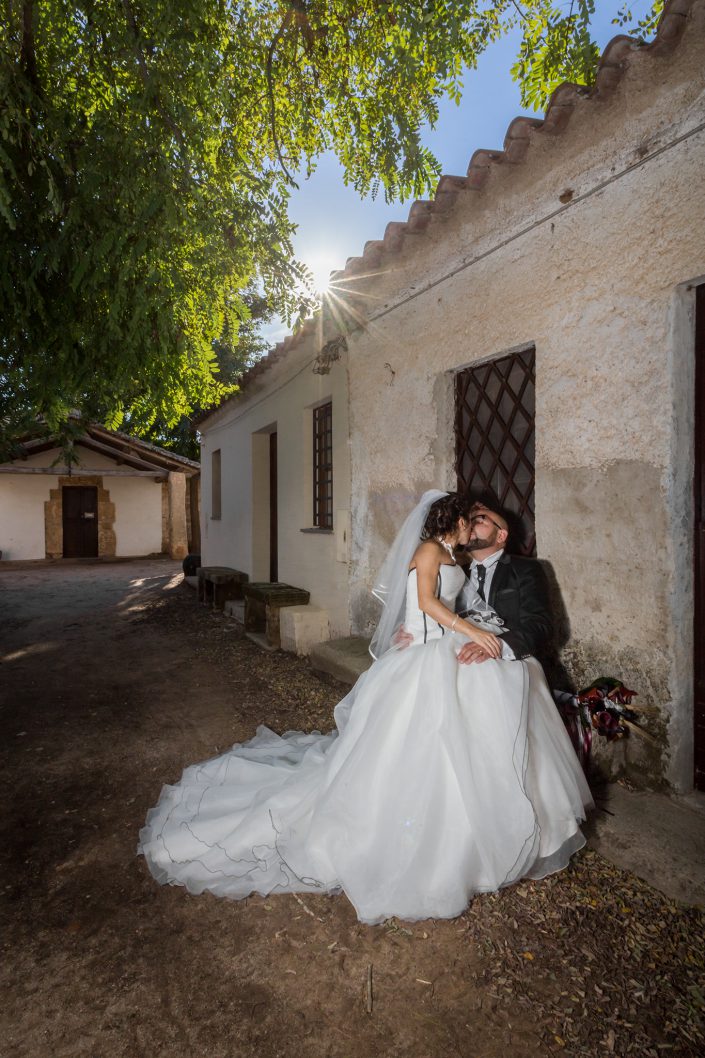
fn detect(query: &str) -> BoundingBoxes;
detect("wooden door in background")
[269,432,278,582]
[62,486,99,558]
[694,284,705,790]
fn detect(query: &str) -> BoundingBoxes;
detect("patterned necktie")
[476,564,486,602]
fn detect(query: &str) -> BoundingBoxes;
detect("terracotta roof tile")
[502,116,545,163]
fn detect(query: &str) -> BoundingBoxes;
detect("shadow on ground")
[1,561,703,1058]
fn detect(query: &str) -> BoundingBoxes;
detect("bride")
[139,490,593,924]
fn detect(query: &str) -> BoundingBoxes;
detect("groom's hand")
[457,642,492,665]
[392,625,413,650]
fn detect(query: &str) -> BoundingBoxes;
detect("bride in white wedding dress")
[139,490,593,924]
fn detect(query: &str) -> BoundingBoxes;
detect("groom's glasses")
[470,513,504,532]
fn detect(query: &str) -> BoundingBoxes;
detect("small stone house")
[198,0,705,792]
[0,423,200,561]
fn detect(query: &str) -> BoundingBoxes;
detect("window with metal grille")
[313,402,333,529]
[455,347,536,555]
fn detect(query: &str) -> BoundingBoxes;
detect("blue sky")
[263,4,646,344]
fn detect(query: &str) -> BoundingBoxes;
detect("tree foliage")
[0,1,666,451]
[510,1,665,111]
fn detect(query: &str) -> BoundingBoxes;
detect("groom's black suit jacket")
[464,552,553,662]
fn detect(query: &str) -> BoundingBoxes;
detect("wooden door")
[269,432,278,582]
[62,486,99,558]
[694,285,705,790]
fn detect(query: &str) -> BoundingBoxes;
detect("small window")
[313,402,333,529]
[211,449,222,520]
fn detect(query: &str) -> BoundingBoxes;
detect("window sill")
[300,527,334,535]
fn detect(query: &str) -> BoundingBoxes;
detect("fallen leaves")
[461,850,705,1057]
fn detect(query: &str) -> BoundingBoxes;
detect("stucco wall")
[0,474,54,560]
[200,343,352,636]
[109,476,164,556]
[340,9,705,790]
[0,445,164,559]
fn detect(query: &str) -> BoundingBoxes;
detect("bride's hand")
[467,627,502,659]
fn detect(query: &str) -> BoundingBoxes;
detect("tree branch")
[265,9,298,187]
[121,0,192,179]
[20,1,39,86]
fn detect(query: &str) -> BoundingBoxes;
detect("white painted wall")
[109,476,163,556]
[0,446,75,560]
[0,473,54,560]
[200,345,352,636]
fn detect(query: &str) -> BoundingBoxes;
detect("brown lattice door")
[455,347,536,555]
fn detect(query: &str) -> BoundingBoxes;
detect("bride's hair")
[420,493,469,540]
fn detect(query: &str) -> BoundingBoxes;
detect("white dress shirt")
[458,548,516,660]
[460,547,505,610]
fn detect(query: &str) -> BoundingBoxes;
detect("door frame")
[251,424,277,582]
[44,475,116,559]
[269,431,278,582]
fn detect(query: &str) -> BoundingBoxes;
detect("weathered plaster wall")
[342,7,705,789]
[200,340,352,636]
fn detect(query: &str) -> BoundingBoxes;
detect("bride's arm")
[412,544,502,658]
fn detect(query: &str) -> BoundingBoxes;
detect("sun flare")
[302,247,343,295]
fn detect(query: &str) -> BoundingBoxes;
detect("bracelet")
[450,615,459,634]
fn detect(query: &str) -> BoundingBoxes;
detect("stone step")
[309,636,373,686]
[224,599,245,623]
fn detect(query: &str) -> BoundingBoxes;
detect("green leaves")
[612,1,665,37]
[0,1,667,445]
[510,1,664,111]
[511,1,599,112]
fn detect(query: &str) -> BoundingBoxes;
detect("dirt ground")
[1,560,703,1058]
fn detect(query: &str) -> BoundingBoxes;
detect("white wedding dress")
[139,562,593,924]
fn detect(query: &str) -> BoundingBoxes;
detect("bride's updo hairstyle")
[420,492,469,541]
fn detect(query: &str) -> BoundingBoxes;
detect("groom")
[456,502,552,665]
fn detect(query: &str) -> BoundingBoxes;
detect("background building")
[0,423,199,562]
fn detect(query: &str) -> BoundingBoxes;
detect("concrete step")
[586,784,705,907]
[309,636,373,686]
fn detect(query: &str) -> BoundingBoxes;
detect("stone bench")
[198,566,249,609]
[242,582,311,648]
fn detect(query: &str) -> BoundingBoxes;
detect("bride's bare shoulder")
[409,539,441,572]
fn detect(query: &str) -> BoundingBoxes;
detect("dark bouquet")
[553,677,654,770]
